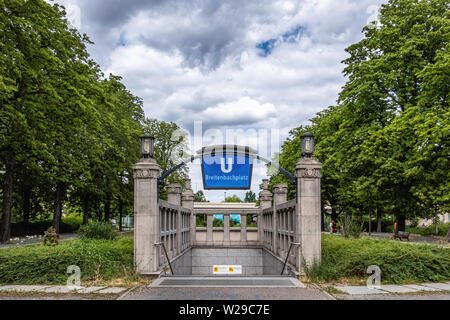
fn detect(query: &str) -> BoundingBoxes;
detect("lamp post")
[140,135,154,159]
[301,132,315,158]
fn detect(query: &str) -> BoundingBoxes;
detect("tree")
[0,0,103,239]
[271,0,449,232]
[143,118,189,199]
[194,190,208,202]
[244,191,256,203]
[0,0,146,240]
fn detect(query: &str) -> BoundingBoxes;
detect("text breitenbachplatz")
[205,175,249,181]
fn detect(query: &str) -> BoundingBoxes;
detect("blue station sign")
[201,148,254,190]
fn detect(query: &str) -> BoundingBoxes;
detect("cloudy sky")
[53,0,385,201]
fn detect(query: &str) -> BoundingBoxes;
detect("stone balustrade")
[133,155,322,275]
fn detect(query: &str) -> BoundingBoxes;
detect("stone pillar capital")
[181,180,195,210]
[167,183,182,194]
[273,184,288,205]
[167,183,182,205]
[294,157,322,179]
[133,158,161,179]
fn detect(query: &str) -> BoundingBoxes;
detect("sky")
[52,0,386,202]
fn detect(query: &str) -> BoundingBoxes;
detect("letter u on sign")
[220,157,233,173]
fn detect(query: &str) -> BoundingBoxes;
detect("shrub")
[306,234,450,284]
[0,234,134,285]
[79,221,118,240]
[43,227,60,246]
[340,215,364,238]
[407,223,450,237]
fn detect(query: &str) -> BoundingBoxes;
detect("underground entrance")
[165,247,296,277]
[133,143,323,280]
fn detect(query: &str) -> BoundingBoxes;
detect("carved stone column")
[240,213,247,244]
[181,179,195,245]
[258,179,272,247]
[133,158,161,274]
[273,184,288,205]
[224,214,231,246]
[294,157,322,272]
[206,214,213,245]
[167,183,182,205]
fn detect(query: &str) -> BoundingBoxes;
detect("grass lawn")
[306,234,450,285]
[0,233,145,287]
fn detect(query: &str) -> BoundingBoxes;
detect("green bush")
[407,223,450,237]
[11,217,83,237]
[0,235,134,285]
[306,234,450,284]
[79,221,118,240]
[339,215,364,238]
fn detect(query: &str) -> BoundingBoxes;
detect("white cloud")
[54,0,386,201]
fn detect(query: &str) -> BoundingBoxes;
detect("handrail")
[155,242,174,275]
[281,242,301,275]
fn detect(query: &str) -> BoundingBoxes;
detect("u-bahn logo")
[220,157,233,173]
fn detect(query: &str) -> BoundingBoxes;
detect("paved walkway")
[120,285,333,300]
[0,230,134,249]
[0,233,80,249]
[332,282,450,300]
[364,232,445,244]
[0,285,127,295]
[1,281,449,300]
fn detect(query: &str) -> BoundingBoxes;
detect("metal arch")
[158,146,297,187]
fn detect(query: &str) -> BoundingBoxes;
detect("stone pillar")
[167,183,182,205]
[273,184,288,205]
[181,180,195,245]
[206,214,213,245]
[258,179,272,246]
[240,213,247,244]
[259,179,273,209]
[181,180,194,209]
[167,184,182,255]
[294,157,322,272]
[133,158,161,274]
[224,214,230,246]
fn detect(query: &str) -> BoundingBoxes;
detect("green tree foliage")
[194,190,208,202]
[142,118,189,200]
[0,0,145,241]
[224,195,243,203]
[244,191,256,203]
[271,0,449,231]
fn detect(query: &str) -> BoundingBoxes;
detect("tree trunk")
[434,210,439,236]
[104,194,111,223]
[446,229,450,242]
[52,182,66,234]
[396,213,406,232]
[118,199,123,232]
[368,211,372,235]
[376,207,382,233]
[0,158,16,243]
[22,183,32,224]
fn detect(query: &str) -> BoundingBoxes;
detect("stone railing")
[274,199,296,266]
[133,157,322,275]
[158,200,192,268]
[192,205,260,247]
